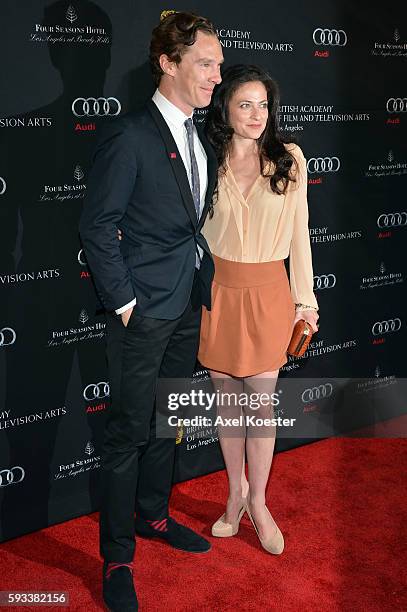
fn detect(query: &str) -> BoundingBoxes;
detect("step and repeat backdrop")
[0,0,406,541]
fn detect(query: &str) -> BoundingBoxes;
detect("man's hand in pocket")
[121,307,133,327]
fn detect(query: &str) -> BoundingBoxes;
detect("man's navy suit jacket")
[79,100,217,319]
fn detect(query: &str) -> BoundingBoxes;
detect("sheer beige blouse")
[202,144,318,310]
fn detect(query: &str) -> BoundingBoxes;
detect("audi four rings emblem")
[72,97,121,117]
[0,176,6,195]
[386,98,407,113]
[302,384,333,403]
[377,212,407,228]
[83,382,110,401]
[314,274,336,289]
[307,157,341,173]
[0,466,25,487]
[313,29,347,46]
[0,327,17,347]
[77,248,87,266]
[371,319,402,335]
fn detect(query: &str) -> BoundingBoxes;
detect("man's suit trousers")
[99,294,201,562]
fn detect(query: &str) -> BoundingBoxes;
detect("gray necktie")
[184,118,201,219]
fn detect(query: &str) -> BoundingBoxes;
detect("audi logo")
[307,157,341,173]
[0,466,25,487]
[386,98,407,113]
[0,327,17,347]
[72,97,121,117]
[0,176,6,195]
[313,274,336,290]
[313,28,347,46]
[77,248,87,266]
[83,382,110,401]
[302,383,333,403]
[377,212,407,228]
[372,319,402,336]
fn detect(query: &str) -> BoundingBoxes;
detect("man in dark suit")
[79,12,223,612]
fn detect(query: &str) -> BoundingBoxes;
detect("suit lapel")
[147,101,197,228]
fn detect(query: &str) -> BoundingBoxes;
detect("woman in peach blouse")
[199,65,319,554]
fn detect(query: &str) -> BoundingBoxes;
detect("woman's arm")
[289,147,319,332]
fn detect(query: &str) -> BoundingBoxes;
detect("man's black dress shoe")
[103,562,138,612]
[134,516,211,553]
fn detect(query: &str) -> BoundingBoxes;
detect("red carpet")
[0,438,406,611]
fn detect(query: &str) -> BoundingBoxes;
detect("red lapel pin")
[170,152,177,159]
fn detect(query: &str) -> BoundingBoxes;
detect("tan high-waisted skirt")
[198,255,295,378]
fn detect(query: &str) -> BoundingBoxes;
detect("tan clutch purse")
[287,320,313,357]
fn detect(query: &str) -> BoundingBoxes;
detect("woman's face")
[227,80,268,142]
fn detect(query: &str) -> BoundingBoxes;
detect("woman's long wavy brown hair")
[205,64,298,216]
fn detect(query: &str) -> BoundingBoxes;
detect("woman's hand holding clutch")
[288,309,319,357]
[294,309,319,333]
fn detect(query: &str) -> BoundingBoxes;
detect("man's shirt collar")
[152,88,194,129]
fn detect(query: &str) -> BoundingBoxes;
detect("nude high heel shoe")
[246,501,284,555]
[211,500,247,537]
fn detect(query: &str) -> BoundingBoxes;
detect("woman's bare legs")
[244,369,280,541]
[209,370,249,524]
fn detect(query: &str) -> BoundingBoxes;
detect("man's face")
[163,32,223,114]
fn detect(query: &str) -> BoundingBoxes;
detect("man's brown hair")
[150,12,218,85]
